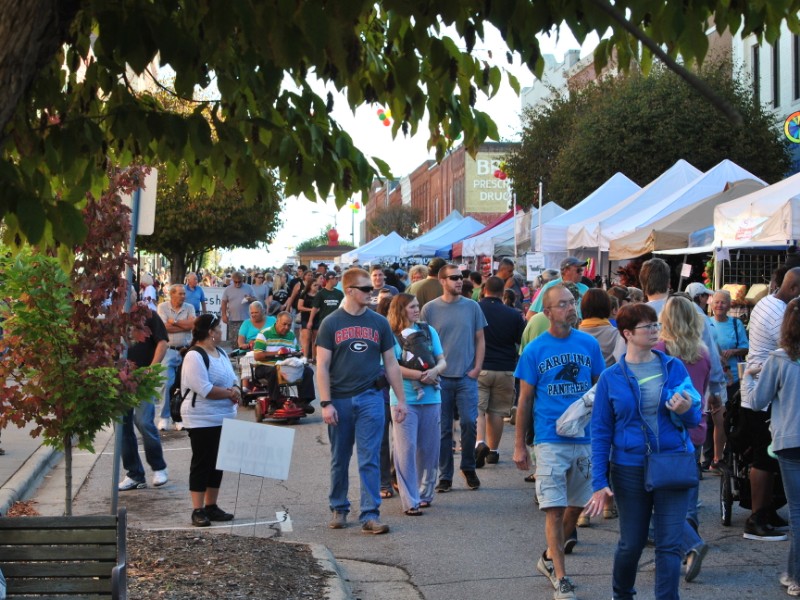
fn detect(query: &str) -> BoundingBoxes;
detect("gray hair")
[250,300,265,313]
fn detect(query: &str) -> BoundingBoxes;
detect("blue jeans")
[328,388,385,523]
[778,453,800,584]
[121,397,167,482]
[610,463,690,600]
[439,376,478,480]
[160,349,181,419]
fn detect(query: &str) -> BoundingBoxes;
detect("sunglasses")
[348,285,373,293]
[446,275,463,281]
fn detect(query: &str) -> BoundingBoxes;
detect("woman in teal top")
[236,301,276,391]
[387,294,446,515]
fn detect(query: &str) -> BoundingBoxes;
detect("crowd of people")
[119,255,800,600]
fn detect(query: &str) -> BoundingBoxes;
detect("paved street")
[7,400,793,600]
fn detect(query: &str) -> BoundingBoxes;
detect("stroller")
[719,389,786,526]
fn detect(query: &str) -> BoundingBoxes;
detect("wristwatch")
[320,401,332,408]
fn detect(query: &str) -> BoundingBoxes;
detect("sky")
[220,25,599,270]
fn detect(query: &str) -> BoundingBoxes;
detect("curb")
[0,444,60,516]
[306,542,354,600]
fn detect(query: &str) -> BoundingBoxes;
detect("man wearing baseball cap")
[528,257,590,316]
[685,281,714,314]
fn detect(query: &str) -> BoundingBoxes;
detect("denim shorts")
[534,443,592,509]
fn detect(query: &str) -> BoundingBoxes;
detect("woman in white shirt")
[181,314,241,527]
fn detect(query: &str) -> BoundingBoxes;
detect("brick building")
[365,142,518,242]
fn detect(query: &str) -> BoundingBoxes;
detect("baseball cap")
[560,257,588,271]
[324,270,338,279]
[685,282,713,299]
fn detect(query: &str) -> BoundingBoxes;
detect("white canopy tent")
[609,179,766,260]
[603,159,763,253]
[714,170,800,244]
[401,212,484,257]
[339,234,385,264]
[496,202,566,256]
[567,159,702,252]
[532,172,640,266]
[356,231,407,263]
[462,218,515,257]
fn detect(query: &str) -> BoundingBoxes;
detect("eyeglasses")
[634,322,662,331]
[547,299,576,309]
[446,275,463,281]
[348,285,373,293]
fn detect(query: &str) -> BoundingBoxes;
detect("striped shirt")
[742,294,786,409]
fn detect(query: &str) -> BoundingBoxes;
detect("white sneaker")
[158,418,171,431]
[119,477,147,491]
[152,469,169,487]
[781,572,795,587]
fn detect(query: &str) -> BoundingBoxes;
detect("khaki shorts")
[477,370,515,416]
[534,443,592,510]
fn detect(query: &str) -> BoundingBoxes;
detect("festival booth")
[609,179,766,260]
[401,211,484,257]
[532,172,641,268]
[356,231,407,263]
[339,234,385,264]
[451,209,517,259]
[495,202,566,256]
[567,160,702,257]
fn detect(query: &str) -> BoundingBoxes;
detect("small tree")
[0,172,163,515]
[368,204,421,239]
[295,225,334,253]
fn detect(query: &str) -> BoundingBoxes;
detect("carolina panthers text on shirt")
[334,326,380,344]
[538,353,594,396]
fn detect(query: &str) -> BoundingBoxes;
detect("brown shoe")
[329,511,347,529]
[361,519,389,534]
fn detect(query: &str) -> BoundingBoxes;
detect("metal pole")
[537,181,543,252]
[513,192,518,259]
[112,184,141,515]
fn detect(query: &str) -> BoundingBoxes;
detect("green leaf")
[50,202,88,247]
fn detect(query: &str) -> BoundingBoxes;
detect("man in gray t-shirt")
[420,264,487,492]
[220,271,255,344]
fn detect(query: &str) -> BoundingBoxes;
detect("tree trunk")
[63,433,73,516]
[0,0,80,146]
[170,252,187,285]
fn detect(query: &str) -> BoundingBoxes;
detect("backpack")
[396,322,436,372]
[169,346,217,423]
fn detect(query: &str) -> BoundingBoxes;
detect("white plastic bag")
[555,385,596,438]
[276,356,305,383]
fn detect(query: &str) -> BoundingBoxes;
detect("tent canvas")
[567,160,702,252]
[400,211,464,256]
[714,170,800,244]
[533,172,640,253]
[339,234,385,264]
[602,159,763,248]
[609,179,766,260]
[495,202,566,256]
[356,231,407,262]
[451,209,515,258]
[402,213,484,257]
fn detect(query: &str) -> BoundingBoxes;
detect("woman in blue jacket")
[584,303,701,600]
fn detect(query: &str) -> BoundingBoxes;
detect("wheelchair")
[245,358,312,424]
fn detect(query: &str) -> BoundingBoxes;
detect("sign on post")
[216,419,295,480]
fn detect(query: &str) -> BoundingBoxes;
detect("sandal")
[404,507,423,516]
[524,474,536,483]
[380,489,394,499]
[419,501,431,509]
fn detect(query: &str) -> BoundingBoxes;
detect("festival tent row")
[496,202,566,257]
[355,231,407,263]
[531,171,641,266]
[339,234,385,264]
[609,179,766,260]
[450,208,517,259]
[401,210,484,257]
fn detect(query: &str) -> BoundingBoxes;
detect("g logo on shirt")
[350,341,368,352]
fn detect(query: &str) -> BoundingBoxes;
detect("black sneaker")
[486,450,499,464]
[768,509,790,531]
[461,469,481,490]
[475,442,490,468]
[564,529,578,555]
[435,479,452,493]
[204,504,234,521]
[192,508,211,527]
[744,510,788,541]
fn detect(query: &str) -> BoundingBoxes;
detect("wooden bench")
[0,508,127,599]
